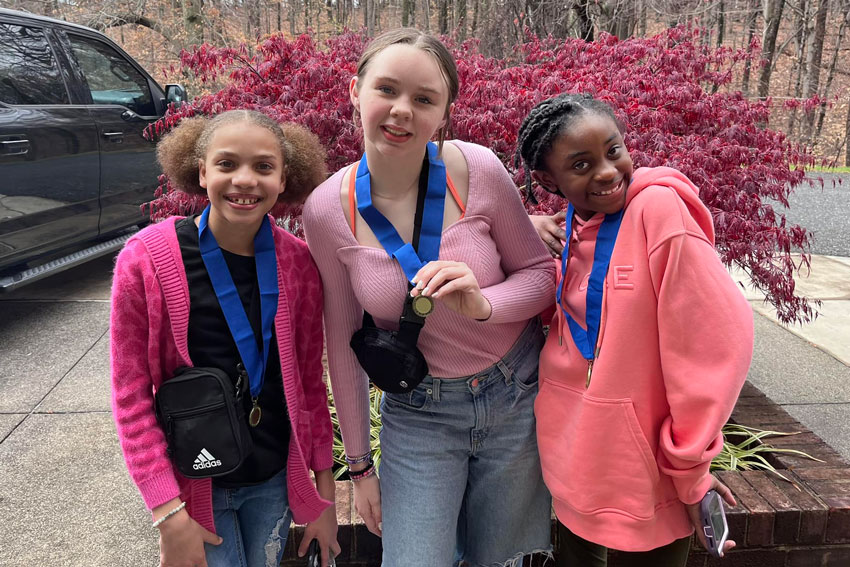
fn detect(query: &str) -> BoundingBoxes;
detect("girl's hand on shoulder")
[529,211,566,258]
[352,474,382,537]
[411,261,491,320]
[685,475,737,558]
[156,500,222,567]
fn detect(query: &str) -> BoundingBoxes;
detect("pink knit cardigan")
[110,217,333,532]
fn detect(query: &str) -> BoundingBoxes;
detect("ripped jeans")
[379,319,553,567]
[205,468,292,567]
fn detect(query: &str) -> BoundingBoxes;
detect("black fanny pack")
[155,366,253,478]
[350,291,433,393]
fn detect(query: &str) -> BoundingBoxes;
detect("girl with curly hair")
[110,110,340,567]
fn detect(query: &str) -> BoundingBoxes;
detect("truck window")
[0,23,70,105]
[67,34,155,116]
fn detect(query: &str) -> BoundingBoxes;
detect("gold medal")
[411,295,434,317]
[249,398,262,427]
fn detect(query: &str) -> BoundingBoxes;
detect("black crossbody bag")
[350,154,433,394]
[155,366,253,478]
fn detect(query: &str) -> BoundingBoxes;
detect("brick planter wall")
[281,381,850,566]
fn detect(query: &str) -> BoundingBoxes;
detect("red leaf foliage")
[147,27,821,324]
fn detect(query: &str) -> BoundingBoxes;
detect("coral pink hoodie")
[535,167,753,552]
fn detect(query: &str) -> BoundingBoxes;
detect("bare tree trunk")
[787,0,809,137]
[316,0,321,40]
[456,0,467,39]
[574,0,593,41]
[715,0,724,46]
[367,0,378,35]
[183,0,204,46]
[289,0,297,34]
[438,0,448,33]
[423,0,431,31]
[638,0,647,36]
[402,0,411,25]
[803,0,829,140]
[246,0,261,39]
[741,0,758,96]
[606,0,636,39]
[471,0,479,35]
[845,101,850,166]
[757,0,786,99]
[815,7,849,139]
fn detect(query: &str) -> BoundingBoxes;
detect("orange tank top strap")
[347,162,465,237]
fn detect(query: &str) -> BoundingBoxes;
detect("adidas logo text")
[193,448,222,470]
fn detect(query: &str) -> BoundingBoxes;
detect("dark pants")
[555,523,691,567]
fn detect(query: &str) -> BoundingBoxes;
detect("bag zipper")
[168,401,227,419]
[165,401,228,436]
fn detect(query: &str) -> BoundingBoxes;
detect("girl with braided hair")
[516,93,753,566]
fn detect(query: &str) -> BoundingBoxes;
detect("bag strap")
[361,153,430,342]
[348,160,463,237]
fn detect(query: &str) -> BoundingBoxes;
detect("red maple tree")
[148,28,823,324]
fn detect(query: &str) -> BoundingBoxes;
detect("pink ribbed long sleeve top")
[303,140,556,458]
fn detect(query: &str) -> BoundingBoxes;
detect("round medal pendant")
[412,295,434,317]
[249,402,262,427]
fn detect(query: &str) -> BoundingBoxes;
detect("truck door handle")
[103,131,124,143]
[1,139,30,155]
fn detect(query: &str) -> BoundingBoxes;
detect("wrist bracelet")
[344,452,372,466]
[350,463,376,482]
[152,501,186,529]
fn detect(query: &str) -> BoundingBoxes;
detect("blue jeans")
[204,468,292,567]
[379,319,552,567]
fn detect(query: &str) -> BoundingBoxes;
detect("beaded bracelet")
[344,452,372,466]
[152,501,186,529]
[349,463,376,482]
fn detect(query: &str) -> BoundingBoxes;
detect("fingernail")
[412,278,418,285]
[417,281,424,289]
[422,287,430,295]
[432,291,440,298]
[378,522,382,531]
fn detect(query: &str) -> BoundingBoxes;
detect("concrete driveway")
[0,254,158,567]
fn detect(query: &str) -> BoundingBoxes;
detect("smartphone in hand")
[700,489,729,558]
[306,538,320,567]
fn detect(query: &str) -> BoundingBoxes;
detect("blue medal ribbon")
[355,141,447,280]
[198,205,279,403]
[557,203,624,361]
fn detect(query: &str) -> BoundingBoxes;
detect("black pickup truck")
[0,8,186,291]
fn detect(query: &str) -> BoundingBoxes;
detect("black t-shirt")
[176,216,289,487]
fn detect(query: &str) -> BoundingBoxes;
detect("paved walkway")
[731,254,850,458]
[0,252,848,566]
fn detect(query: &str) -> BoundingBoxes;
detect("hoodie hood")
[624,166,715,245]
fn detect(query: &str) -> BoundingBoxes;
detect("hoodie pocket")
[536,380,661,520]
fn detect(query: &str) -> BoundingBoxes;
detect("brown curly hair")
[156,110,327,205]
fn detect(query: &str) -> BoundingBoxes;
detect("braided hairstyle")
[514,93,622,202]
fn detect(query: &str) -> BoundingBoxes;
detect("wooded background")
[3,0,849,163]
